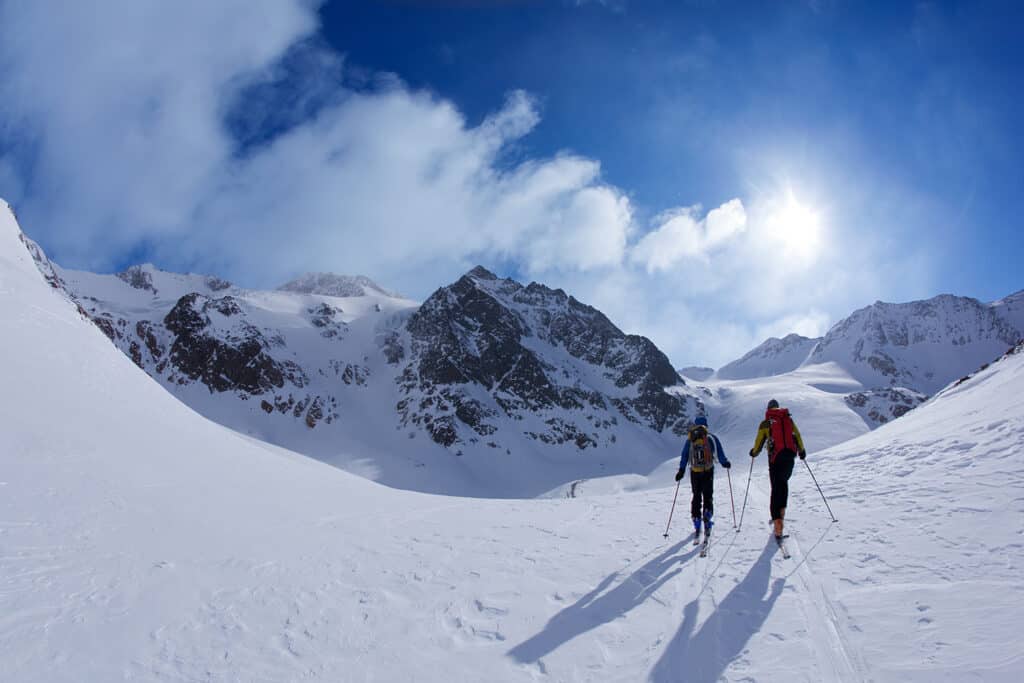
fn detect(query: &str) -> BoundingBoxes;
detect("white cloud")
[629,198,747,273]
[0,3,636,294]
[0,0,316,265]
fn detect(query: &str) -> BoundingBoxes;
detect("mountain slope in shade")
[3,198,1021,682]
[716,333,820,380]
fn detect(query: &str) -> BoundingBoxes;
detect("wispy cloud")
[630,199,747,272]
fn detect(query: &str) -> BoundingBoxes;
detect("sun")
[767,190,822,263]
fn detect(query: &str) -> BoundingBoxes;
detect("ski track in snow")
[2,201,1023,681]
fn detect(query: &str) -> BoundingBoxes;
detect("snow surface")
[2,200,1023,681]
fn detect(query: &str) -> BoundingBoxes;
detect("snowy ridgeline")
[2,200,1023,681]
[707,295,1023,392]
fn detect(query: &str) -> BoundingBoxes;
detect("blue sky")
[0,0,1021,367]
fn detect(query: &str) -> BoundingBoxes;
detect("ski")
[693,530,701,546]
[699,532,710,558]
[774,534,791,559]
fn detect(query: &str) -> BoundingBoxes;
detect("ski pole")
[727,466,737,529]
[663,480,681,539]
[803,459,838,523]
[737,456,754,531]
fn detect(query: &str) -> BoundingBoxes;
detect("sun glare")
[768,191,822,263]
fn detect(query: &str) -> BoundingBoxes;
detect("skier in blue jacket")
[675,416,731,537]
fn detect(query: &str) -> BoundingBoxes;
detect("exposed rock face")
[844,387,928,427]
[117,265,158,294]
[18,233,65,291]
[162,293,306,394]
[395,267,699,449]
[205,276,232,292]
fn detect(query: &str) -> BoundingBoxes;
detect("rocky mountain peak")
[398,268,695,450]
[466,265,498,281]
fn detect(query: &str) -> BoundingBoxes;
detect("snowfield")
[2,202,1022,681]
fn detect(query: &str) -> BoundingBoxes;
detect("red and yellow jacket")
[751,410,805,457]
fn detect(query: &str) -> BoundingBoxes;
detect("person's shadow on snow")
[507,540,699,664]
[648,537,786,683]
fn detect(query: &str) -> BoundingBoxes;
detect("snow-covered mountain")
[716,333,820,380]
[708,292,1023,429]
[4,198,1022,681]
[807,294,1022,395]
[46,252,700,497]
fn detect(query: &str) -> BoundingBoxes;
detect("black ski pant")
[768,449,796,521]
[690,469,714,521]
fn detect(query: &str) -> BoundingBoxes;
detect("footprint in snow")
[474,599,509,616]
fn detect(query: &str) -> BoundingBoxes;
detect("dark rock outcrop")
[397,266,697,448]
[163,293,305,394]
[117,265,157,294]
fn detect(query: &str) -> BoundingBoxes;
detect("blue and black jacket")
[679,432,730,474]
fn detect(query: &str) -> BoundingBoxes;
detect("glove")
[799,450,807,460]
[749,449,758,458]
[723,461,732,469]
[674,469,684,482]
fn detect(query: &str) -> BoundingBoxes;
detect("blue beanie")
[695,416,708,426]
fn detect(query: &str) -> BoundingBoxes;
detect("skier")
[749,399,807,539]
[675,416,731,542]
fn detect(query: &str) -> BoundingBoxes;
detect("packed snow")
[2,201,1022,681]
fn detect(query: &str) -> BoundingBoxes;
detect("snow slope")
[3,200,1022,681]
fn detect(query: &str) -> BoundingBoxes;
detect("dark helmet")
[767,399,780,410]
[694,416,708,427]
